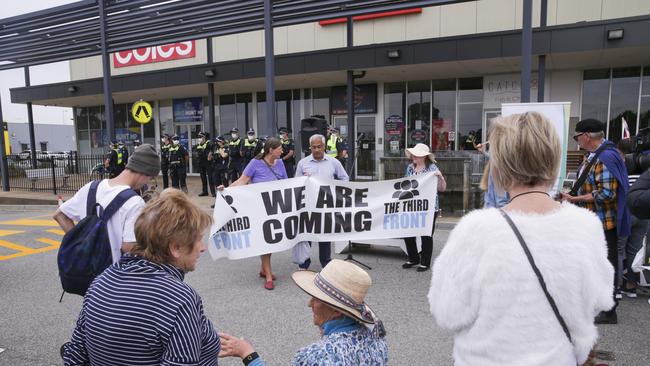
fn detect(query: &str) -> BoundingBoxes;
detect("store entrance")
[174,124,203,174]
[331,115,377,180]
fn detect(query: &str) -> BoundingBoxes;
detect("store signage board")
[173,97,203,123]
[501,102,571,196]
[331,84,377,115]
[113,41,196,68]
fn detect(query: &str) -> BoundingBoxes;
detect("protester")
[219,137,288,290]
[54,144,160,263]
[477,141,509,208]
[62,189,219,365]
[429,112,615,365]
[169,134,189,193]
[295,134,349,270]
[401,143,445,272]
[560,118,630,324]
[279,127,296,178]
[218,259,388,365]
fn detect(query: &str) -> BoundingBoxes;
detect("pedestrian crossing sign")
[131,100,152,124]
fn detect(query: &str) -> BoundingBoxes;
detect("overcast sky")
[1,0,78,125]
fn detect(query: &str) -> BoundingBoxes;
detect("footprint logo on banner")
[224,195,238,213]
[392,179,420,200]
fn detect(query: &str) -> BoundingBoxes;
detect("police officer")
[160,134,171,188]
[241,128,262,170]
[196,131,212,197]
[228,127,243,183]
[118,140,129,166]
[168,134,189,193]
[327,127,348,168]
[209,135,229,189]
[279,127,296,178]
[104,139,126,178]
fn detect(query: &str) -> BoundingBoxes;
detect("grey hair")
[309,134,326,145]
[588,131,605,140]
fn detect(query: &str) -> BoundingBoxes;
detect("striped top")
[63,254,220,366]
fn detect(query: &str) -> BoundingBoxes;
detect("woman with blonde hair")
[429,112,614,365]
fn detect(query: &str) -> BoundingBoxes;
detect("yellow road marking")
[0,219,59,227]
[36,237,61,246]
[0,245,59,261]
[0,230,25,237]
[0,239,36,253]
[46,229,65,236]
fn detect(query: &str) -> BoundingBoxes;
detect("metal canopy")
[0,0,471,71]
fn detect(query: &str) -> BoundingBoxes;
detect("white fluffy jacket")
[429,203,614,366]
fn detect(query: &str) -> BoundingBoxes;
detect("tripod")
[343,132,372,270]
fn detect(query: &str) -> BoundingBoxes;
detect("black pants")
[229,161,242,183]
[213,168,229,188]
[170,164,187,190]
[161,165,169,189]
[604,228,619,312]
[404,212,438,267]
[198,164,210,194]
[206,165,217,195]
[284,163,295,178]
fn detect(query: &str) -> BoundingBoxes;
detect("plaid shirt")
[579,158,619,231]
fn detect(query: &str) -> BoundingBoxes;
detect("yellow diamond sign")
[131,100,152,124]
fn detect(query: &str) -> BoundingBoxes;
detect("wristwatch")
[243,352,259,365]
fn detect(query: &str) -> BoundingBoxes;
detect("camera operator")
[624,127,650,219]
[627,169,650,219]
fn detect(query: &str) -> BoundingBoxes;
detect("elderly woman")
[401,143,446,272]
[429,112,615,365]
[218,259,388,365]
[62,189,219,365]
[219,137,288,290]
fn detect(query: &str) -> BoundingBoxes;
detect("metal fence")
[1,151,106,194]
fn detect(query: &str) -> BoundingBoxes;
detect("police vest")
[326,135,339,157]
[168,145,184,164]
[196,141,209,159]
[244,139,258,148]
[113,148,124,166]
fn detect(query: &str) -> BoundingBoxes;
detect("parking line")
[0,239,36,254]
[0,219,59,227]
[36,238,61,246]
[46,229,65,236]
[0,230,25,237]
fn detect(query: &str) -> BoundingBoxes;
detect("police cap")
[230,127,240,133]
[247,128,255,135]
[278,127,289,134]
[172,134,180,141]
[215,135,225,143]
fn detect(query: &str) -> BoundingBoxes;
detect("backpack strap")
[100,188,138,221]
[86,180,102,217]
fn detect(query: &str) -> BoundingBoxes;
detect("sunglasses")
[572,132,585,141]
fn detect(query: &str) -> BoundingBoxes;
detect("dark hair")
[255,137,282,159]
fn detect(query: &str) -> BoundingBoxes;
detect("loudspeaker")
[300,116,328,152]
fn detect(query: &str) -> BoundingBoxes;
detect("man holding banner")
[295,134,349,269]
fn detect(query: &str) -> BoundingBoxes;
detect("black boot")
[595,310,617,324]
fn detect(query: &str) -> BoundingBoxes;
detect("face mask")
[231,134,238,139]
[173,140,179,145]
[248,134,255,140]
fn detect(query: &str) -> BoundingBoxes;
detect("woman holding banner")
[428,112,615,365]
[218,137,288,290]
[401,143,446,272]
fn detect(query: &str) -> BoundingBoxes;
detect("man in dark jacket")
[627,169,650,219]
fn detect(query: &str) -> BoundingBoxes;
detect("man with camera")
[560,118,631,325]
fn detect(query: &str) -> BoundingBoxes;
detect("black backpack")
[57,180,137,296]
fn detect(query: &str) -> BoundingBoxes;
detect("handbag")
[291,241,311,264]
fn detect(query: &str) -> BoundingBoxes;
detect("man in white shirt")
[54,144,160,263]
[295,134,349,269]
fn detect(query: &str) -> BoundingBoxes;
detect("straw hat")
[291,259,385,336]
[406,143,436,163]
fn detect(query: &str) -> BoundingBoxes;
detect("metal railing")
[1,151,106,194]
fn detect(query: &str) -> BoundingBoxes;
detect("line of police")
[104,126,348,195]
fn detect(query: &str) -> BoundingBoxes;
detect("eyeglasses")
[572,132,585,141]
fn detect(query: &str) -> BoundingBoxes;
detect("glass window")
[458,77,483,103]
[114,104,127,130]
[276,90,292,133]
[219,95,236,136]
[458,78,483,150]
[383,82,405,157]
[407,80,431,148]
[256,92,270,137]
[312,87,330,121]
[159,99,174,136]
[640,67,650,132]
[432,79,456,151]
[89,106,102,130]
[608,67,641,142]
[236,93,252,133]
[581,69,610,125]
[78,130,90,155]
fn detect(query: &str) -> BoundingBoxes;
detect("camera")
[624,127,650,175]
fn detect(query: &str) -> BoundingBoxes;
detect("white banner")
[208,174,438,260]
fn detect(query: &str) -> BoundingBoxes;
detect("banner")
[209,174,438,260]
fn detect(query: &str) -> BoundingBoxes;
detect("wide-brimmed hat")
[406,143,436,163]
[291,259,385,337]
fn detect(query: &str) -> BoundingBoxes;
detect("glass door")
[175,124,203,174]
[330,115,377,180]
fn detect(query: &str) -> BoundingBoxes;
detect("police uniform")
[106,142,126,178]
[241,128,262,171]
[160,137,171,189]
[279,128,296,178]
[211,137,230,188]
[196,132,212,196]
[168,137,189,192]
[326,132,347,168]
[227,129,243,183]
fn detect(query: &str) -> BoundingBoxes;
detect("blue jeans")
[298,242,332,269]
[617,215,650,287]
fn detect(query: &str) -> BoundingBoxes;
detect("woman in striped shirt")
[62,189,220,366]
